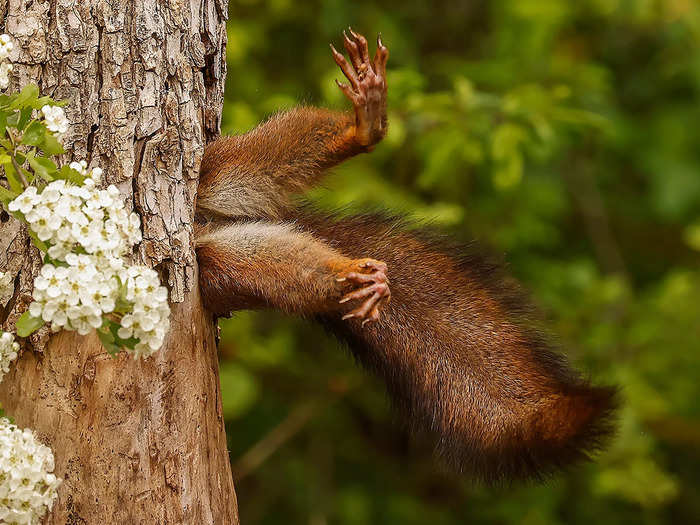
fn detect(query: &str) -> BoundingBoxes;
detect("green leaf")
[5,111,19,127]
[41,132,64,156]
[0,184,17,209]
[55,164,85,184]
[34,155,57,173]
[108,320,139,350]
[17,107,33,131]
[0,405,11,424]
[10,84,39,110]
[21,121,45,146]
[97,325,121,357]
[116,335,139,350]
[2,160,23,193]
[16,311,44,337]
[0,111,7,137]
[42,252,68,267]
[28,154,57,182]
[33,96,59,110]
[0,184,16,202]
[114,295,133,315]
[98,319,140,356]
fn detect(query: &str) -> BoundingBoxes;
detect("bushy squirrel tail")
[295,209,618,482]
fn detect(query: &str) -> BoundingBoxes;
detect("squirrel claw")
[337,258,390,326]
[340,281,389,304]
[331,29,389,147]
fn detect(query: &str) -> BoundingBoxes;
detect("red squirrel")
[195,29,617,483]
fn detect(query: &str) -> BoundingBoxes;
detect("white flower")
[67,305,102,335]
[89,167,103,184]
[40,105,69,135]
[0,61,12,90]
[0,417,61,524]
[46,298,70,328]
[0,34,13,62]
[125,213,142,244]
[25,206,60,237]
[0,331,19,382]
[59,274,83,306]
[71,221,102,252]
[26,206,60,242]
[28,301,43,318]
[0,34,12,60]
[0,35,12,90]
[37,266,66,299]
[54,195,86,225]
[47,242,70,261]
[8,187,40,215]
[96,189,114,209]
[65,254,97,281]
[68,160,88,176]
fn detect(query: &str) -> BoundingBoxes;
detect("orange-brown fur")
[198,108,364,220]
[294,210,617,481]
[196,221,383,316]
[195,30,617,483]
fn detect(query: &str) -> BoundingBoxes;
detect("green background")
[218,1,700,523]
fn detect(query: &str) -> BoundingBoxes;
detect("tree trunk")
[0,1,238,523]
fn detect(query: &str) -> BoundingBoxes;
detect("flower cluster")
[0,34,12,90]
[40,105,69,136]
[8,171,140,261]
[27,257,170,357]
[29,257,117,336]
[7,173,170,358]
[0,332,19,383]
[0,418,60,525]
[117,266,170,358]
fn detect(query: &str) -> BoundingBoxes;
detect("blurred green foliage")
[218,1,700,523]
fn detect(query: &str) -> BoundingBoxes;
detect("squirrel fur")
[195,29,618,483]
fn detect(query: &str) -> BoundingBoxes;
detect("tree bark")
[0,1,238,523]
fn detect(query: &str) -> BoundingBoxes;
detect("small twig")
[10,155,28,188]
[564,150,628,279]
[232,378,352,481]
[232,400,321,481]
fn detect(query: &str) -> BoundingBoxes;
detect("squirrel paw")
[336,258,390,326]
[330,29,389,148]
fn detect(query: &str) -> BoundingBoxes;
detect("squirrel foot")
[336,258,390,326]
[330,29,389,148]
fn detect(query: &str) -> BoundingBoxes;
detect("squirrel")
[194,29,618,483]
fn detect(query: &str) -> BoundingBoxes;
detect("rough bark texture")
[0,1,238,523]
